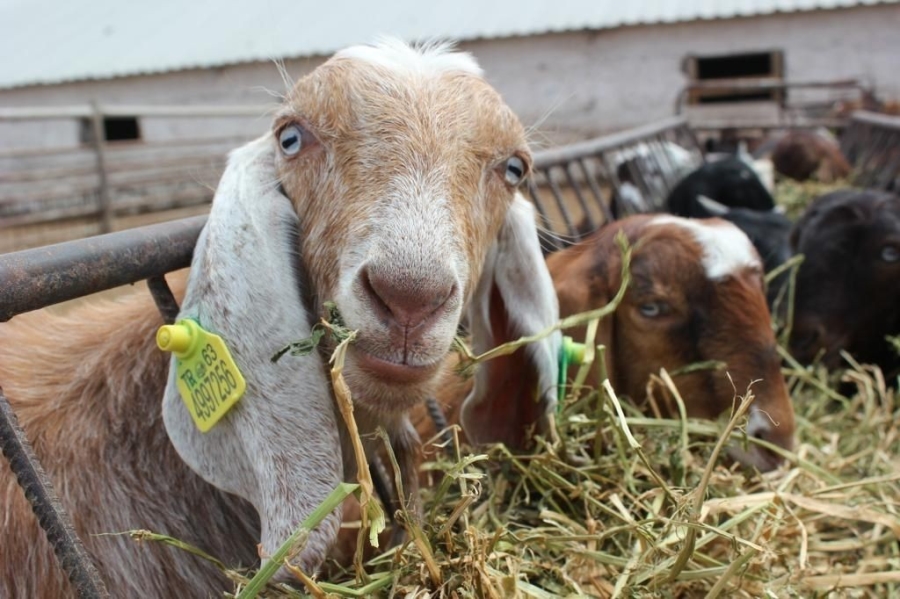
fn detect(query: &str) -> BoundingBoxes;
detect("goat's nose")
[361,266,455,330]
[746,409,794,469]
[748,415,793,452]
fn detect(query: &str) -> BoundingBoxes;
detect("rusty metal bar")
[683,77,862,92]
[89,102,113,234]
[0,387,109,598]
[0,215,205,322]
[147,275,181,325]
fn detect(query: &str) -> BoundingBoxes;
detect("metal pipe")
[0,216,205,322]
[89,101,113,234]
[0,387,109,598]
[850,110,900,130]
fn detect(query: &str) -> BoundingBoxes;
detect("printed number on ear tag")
[157,319,247,433]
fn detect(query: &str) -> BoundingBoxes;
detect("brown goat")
[770,130,852,183]
[546,215,795,471]
[0,273,263,598]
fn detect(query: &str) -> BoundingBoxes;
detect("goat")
[0,39,560,597]
[789,189,900,378]
[546,215,796,471]
[667,157,776,216]
[770,130,852,183]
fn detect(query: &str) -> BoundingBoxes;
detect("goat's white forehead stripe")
[649,215,761,279]
[336,37,483,78]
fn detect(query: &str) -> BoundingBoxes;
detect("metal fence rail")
[841,110,900,192]
[528,116,703,251]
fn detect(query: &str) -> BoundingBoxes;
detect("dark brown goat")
[771,130,852,183]
[789,189,900,378]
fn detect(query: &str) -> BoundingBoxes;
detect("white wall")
[1,4,897,151]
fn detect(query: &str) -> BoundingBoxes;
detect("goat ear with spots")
[460,194,562,449]
[161,135,343,575]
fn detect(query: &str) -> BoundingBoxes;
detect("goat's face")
[166,40,559,579]
[275,43,531,413]
[789,190,900,374]
[549,215,795,471]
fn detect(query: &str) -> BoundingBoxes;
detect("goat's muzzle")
[359,263,459,346]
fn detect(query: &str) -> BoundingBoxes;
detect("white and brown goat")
[0,40,560,597]
[547,215,795,471]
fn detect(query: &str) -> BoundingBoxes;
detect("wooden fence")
[0,104,266,253]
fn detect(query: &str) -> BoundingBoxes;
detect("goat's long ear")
[460,194,561,449]
[161,136,342,574]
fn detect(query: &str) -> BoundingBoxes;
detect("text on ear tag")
[157,319,246,432]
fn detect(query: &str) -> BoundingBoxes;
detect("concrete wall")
[1,4,897,150]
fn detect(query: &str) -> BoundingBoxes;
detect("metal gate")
[841,110,900,192]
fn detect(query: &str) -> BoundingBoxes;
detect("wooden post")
[89,101,113,234]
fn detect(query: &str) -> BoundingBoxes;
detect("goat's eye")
[278,124,304,156]
[503,156,527,186]
[881,245,900,262]
[638,302,665,318]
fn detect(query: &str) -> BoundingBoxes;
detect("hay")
[309,356,898,598]
[773,177,855,219]
[171,340,897,598]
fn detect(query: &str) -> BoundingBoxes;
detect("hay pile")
[194,346,898,598]
[773,178,855,220]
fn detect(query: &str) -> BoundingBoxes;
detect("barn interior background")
[1,0,899,252]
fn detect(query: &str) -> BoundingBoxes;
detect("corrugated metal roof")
[0,0,896,89]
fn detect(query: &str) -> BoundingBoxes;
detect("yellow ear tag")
[156,319,246,433]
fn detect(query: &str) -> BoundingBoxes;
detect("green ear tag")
[558,336,586,409]
[157,319,247,433]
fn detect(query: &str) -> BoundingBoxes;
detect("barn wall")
[0,3,897,150]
